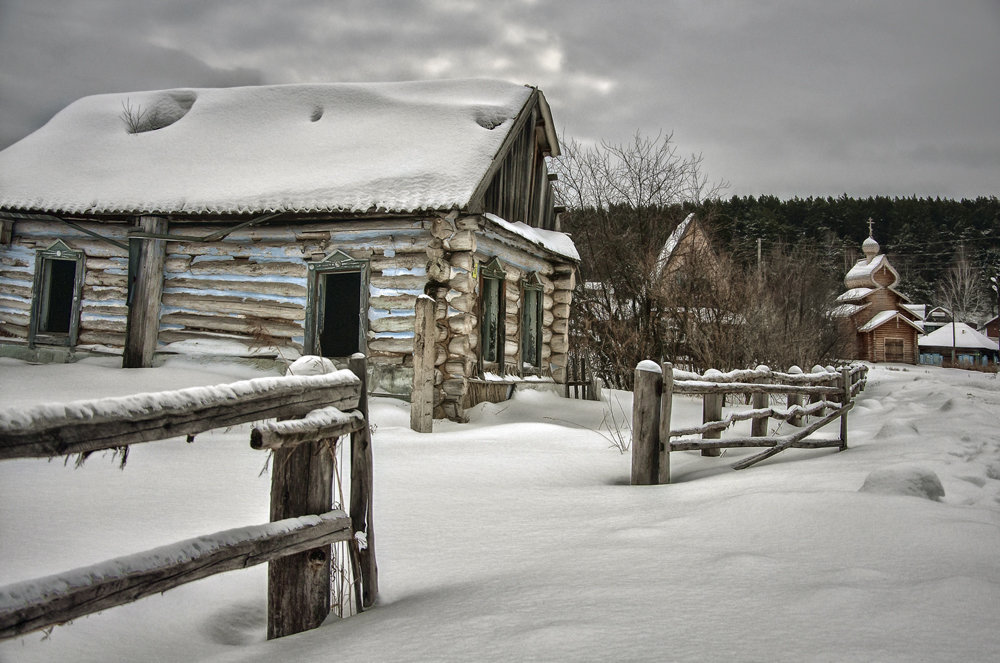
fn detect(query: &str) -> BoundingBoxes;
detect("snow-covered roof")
[831,302,870,318]
[901,304,926,320]
[918,323,998,350]
[0,80,549,216]
[836,287,874,303]
[484,213,579,262]
[857,310,924,334]
[845,254,900,289]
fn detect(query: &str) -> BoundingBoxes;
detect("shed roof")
[0,80,554,217]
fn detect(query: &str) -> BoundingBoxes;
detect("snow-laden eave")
[483,213,580,263]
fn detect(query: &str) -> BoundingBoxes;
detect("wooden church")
[833,228,922,363]
[0,80,579,421]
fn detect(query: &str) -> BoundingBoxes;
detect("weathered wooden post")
[751,365,770,438]
[809,365,827,418]
[123,216,168,368]
[658,362,673,484]
[786,365,804,427]
[267,379,335,639]
[631,361,661,485]
[701,391,723,457]
[839,366,851,450]
[349,354,378,609]
[410,295,436,433]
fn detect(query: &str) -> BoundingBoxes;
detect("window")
[479,257,506,370]
[29,240,84,347]
[521,273,544,371]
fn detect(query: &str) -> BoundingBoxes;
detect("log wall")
[2,213,577,421]
[0,220,130,348]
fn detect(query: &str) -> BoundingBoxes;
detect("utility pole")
[757,237,762,277]
[991,275,999,364]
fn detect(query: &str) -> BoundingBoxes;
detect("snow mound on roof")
[859,466,945,501]
[0,80,535,215]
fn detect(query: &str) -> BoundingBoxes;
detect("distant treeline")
[677,195,1000,306]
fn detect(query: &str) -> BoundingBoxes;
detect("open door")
[305,250,369,359]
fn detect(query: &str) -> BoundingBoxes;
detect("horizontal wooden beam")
[250,406,366,450]
[670,403,852,454]
[0,510,352,640]
[731,404,853,470]
[0,372,361,460]
[672,381,843,396]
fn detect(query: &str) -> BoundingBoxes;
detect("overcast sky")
[1,0,997,200]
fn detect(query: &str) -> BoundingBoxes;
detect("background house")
[918,322,998,367]
[833,233,922,363]
[0,79,579,421]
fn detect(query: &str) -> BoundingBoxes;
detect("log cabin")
[832,232,922,363]
[0,80,579,421]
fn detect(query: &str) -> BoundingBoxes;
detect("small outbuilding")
[0,79,579,421]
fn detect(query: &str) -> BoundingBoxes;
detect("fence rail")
[0,356,377,641]
[631,361,868,485]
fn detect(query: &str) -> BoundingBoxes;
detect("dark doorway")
[40,258,77,333]
[319,271,362,357]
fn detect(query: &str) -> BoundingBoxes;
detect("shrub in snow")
[859,466,945,501]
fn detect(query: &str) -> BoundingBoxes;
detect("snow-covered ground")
[1,358,998,662]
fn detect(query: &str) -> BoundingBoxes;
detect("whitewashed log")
[0,510,352,640]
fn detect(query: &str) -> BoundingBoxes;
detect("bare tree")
[553,131,727,387]
[938,244,987,325]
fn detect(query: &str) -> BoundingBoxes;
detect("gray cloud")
[0,0,997,198]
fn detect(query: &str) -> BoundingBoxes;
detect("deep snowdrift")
[1,358,998,662]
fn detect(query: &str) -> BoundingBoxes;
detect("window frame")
[29,240,85,348]
[478,256,506,374]
[520,272,544,373]
[304,249,370,358]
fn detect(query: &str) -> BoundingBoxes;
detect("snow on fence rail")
[0,355,378,642]
[631,361,868,485]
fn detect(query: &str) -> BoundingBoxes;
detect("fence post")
[786,365,803,426]
[839,366,851,450]
[348,354,379,610]
[701,393,723,457]
[410,295,436,433]
[267,402,335,638]
[658,362,673,484]
[751,365,769,437]
[809,365,827,418]
[631,361,661,485]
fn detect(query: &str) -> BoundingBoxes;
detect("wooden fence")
[631,362,868,485]
[0,355,377,641]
